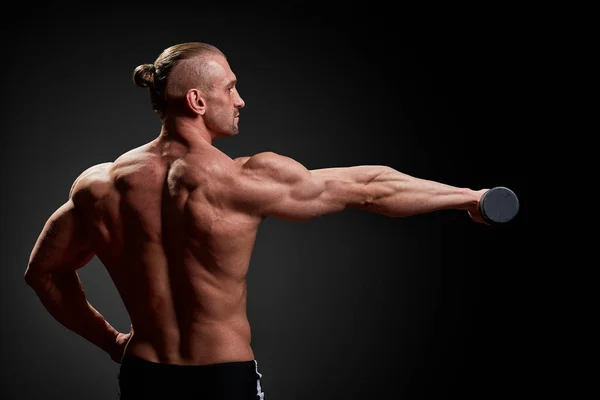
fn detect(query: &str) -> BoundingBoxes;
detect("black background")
[2,3,532,399]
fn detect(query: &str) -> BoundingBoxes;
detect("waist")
[121,354,256,369]
[124,327,254,365]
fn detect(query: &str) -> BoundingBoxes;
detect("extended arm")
[230,152,486,222]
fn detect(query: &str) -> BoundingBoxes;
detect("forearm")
[353,166,479,217]
[25,270,118,354]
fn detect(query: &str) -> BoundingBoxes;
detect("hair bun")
[133,63,155,88]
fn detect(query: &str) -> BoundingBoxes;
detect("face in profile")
[202,56,245,138]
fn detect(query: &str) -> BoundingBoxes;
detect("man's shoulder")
[235,151,297,170]
[69,162,114,200]
[233,156,251,166]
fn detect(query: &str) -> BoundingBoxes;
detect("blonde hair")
[133,42,225,120]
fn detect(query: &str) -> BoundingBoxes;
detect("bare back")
[75,139,263,365]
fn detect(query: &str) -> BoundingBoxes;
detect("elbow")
[357,194,373,208]
[349,186,375,210]
[24,269,37,286]
[360,178,381,208]
[23,266,45,286]
[24,265,32,284]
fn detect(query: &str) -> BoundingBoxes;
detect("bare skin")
[24,52,487,367]
[75,139,265,365]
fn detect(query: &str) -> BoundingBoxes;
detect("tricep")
[228,152,369,222]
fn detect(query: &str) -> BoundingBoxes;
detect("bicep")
[25,198,94,279]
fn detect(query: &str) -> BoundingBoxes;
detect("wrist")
[100,325,120,354]
[460,188,482,211]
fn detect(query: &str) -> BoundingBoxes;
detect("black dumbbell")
[478,186,520,225]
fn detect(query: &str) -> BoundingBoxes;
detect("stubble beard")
[207,113,238,137]
[231,112,240,135]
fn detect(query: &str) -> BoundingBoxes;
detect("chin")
[221,131,238,138]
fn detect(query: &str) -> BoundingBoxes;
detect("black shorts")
[117,355,265,399]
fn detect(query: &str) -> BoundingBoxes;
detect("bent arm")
[25,191,119,357]
[25,269,120,355]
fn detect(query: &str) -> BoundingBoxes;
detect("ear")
[186,88,206,115]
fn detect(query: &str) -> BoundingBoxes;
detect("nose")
[235,92,245,109]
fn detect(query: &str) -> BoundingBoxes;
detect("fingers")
[468,208,490,226]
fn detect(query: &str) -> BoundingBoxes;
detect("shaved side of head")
[165,54,225,102]
[132,42,226,120]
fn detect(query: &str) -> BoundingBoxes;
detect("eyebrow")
[226,79,237,87]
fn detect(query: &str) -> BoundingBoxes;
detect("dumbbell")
[478,186,520,225]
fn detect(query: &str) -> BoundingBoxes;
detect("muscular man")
[24,42,488,399]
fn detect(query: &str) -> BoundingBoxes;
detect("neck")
[158,115,215,149]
